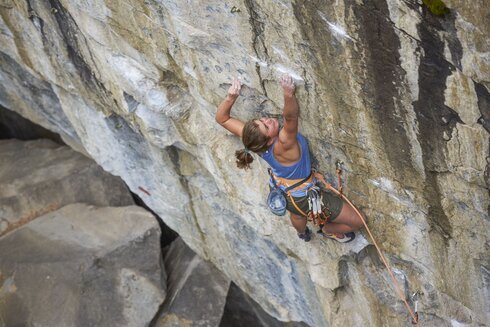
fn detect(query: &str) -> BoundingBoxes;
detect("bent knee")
[354,212,367,230]
[341,204,365,230]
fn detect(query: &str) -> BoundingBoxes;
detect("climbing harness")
[267,169,311,216]
[323,165,421,326]
[269,169,331,226]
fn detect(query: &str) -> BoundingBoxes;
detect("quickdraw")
[411,291,423,325]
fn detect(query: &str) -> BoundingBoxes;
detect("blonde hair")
[235,119,270,169]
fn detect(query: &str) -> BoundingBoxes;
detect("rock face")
[0,203,164,327]
[0,139,134,236]
[0,1,488,326]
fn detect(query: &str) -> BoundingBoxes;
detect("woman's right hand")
[280,74,296,97]
[227,78,241,100]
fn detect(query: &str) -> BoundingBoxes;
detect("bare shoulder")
[277,124,298,150]
[274,131,300,163]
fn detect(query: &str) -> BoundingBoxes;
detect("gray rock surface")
[0,138,133,236]
[0,203,164,327]
[0,0,488,326]
[154,237,230,327]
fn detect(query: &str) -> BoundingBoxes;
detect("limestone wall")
[0,0,488,326]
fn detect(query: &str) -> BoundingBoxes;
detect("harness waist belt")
[273,175,314,193]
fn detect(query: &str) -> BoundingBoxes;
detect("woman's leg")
[290,213,308,233]
[290,213,311,241]
[322,200,365,234]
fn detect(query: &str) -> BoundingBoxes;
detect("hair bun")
[235,149,254,170]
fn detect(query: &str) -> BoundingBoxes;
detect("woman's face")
[255,117,279,140]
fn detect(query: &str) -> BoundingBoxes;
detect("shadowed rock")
[220,282,310,327]
[0,139,134,236]
[153,237,230,327]
[0,203,165,327]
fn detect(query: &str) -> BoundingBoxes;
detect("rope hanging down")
[325,168,420,326]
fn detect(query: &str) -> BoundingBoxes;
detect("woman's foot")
[298,226,312,242]
[318,230,356,243]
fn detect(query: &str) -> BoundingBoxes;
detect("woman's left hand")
[227,77,242,100]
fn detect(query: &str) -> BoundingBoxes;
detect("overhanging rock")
[0,0,488,325]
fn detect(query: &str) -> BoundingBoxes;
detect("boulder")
[0,203,165,327]
[0,139,134,236]
[154,237,230,327]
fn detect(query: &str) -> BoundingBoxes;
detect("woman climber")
[215,75,363,242]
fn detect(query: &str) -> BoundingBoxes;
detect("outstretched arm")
[215,78,244,137]
[278,75,299,149]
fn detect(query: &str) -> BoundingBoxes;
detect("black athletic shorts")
[286,188,344,222]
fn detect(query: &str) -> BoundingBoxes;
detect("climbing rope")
[325,167,420,326]
[274,164,420,324]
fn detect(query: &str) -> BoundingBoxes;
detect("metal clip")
[311,195,318,215]
[411,291,423,325]
[315,197,322,215]
[411,291,423,312]
[335,160,344,171]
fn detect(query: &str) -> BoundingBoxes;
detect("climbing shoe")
[298,227,312,242]
[318,231,356,243]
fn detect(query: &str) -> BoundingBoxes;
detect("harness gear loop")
[322,170,420,327]
[270,170,330,225]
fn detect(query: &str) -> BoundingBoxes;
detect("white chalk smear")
[370,177,394,192]
[370,177,409,206]
[317,11,354,41]
[392,268,406,280]
[272,46,289,61]
[273,0,289,10]
[249,55,268,68]
[183,64,197,79]
[273,64,304,83]
[248,55,304,84]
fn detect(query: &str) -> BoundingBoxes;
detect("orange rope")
[325,182,420,326]
[336,168,343,196]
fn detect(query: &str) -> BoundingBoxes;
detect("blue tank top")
[260,133,312,196]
